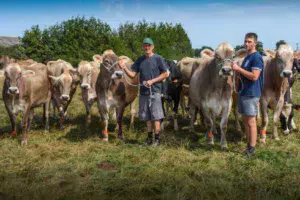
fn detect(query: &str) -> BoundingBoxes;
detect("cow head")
[49,67,79,101]
[215,42,235,77]
[78,61,94,90]
[0,63,35,95]
[293,58,300,74]
[276,44,294,78]
[93,50,121,80]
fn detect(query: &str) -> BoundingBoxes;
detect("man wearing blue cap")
[120,38,169,146]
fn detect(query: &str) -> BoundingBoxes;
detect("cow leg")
[259,99,268,143]
[220,100,232,149]
[21,106,31,145]
[51,100,57,119]
[117,106,125,140]
[85,103,92,127]
[44,100,50,133]
[189,103,197,132]
[173,96,180,131]
[97,100,109,141]
[58,106,65,129]
[160,98,166,132]
[26,109,34,132]
[129,101,136,131]
[273,100,284,140]
[5,104,17,135]
[203,110,214,145]
[180,91,186,119]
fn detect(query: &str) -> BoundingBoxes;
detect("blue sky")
[1,0,300,50]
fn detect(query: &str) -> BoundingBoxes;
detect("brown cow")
[0,55,11,69]
[47,59,80,128]
[77,60,100,126]
[93,50,138,141]
[260,44,294,143]
[189,42,234,148]
[0,62,51,145]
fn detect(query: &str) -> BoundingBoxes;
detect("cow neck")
[18,76,25,97]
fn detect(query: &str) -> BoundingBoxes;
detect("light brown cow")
[77,60,100,126]
[47,59,80,128]
[0,62,52,145]
[93,50,138,141]
[177,49,215,119]
[260,44,294,143]
[189,42,235,148]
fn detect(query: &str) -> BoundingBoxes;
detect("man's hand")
[144,80,154,87]
[232,61,241,72]
[119,59,127,70]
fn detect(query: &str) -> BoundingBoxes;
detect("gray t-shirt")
[131,54,168,95]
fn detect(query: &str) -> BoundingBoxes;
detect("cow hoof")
[129,124,135,131]
[118,136,125,141]
[259,138,266,144]
[21,140,27,146]
[221,143,228,149]
[102,137,108,142]
[44,129,49,133]
[194,121,198,126]
[174,127,179,131]
[283,130,290,135]
[274,137,280,141]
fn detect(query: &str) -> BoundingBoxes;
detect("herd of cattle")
[0,42,300,147]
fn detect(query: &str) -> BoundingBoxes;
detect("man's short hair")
[245,32,258,41]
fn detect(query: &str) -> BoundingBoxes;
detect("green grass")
[1,79,300,200]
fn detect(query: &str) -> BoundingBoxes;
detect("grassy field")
[1,79,300,200]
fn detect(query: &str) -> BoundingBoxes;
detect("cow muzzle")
[8,87,19,95]
[111,71,124,79]
[219,66,233,76]
[81,83,91,90]
[280,70,292,78]
[60,95,70,101]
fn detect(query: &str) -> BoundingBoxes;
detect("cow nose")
[283,71,292,77]
[81,83,90,89]
[222,66,232,74]
[61,95,70,101]
[8,87,19,94]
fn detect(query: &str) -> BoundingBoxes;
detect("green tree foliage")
[193,46,214,57]
[0,44,26,60]
[234,45,245,52]
[256,41,264,54]
[20,17,193,65]
[276,40,287,50]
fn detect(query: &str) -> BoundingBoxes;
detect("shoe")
[144,137,153,146]
[243,147,255,157]
[152,139,160,147]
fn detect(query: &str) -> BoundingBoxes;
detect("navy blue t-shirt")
[238,51,264,97]
[131,54,168,95]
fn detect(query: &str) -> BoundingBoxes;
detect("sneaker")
[152,139,160,147]
[144,137,153,146]
[243,147,255,157]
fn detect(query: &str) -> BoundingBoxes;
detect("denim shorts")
[238,96,260,117]
[139,93,164,121]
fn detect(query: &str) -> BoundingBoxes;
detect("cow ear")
[22,70,35,77]
[235,48,247,58]
[201,49,214,58]
[0,70,4,78]
[49,75,60,85]
[93,54,102,64]
[69,69,80,84]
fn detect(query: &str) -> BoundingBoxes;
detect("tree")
[234,44,245,52]
[256,41,264,54]
[276,40,287,50]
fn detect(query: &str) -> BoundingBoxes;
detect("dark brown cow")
[189,42,235,148]
[93,50,139,141]
[0,62,51,145]
[260,44,294,143]
[47,59,80,128]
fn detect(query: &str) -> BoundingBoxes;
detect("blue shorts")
[238,96,260,117]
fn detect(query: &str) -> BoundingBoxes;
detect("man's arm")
[144,71,169,87]
[232,61,261,81]
[119,61,138,79]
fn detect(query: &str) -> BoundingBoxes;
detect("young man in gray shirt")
[120,38,169,146]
